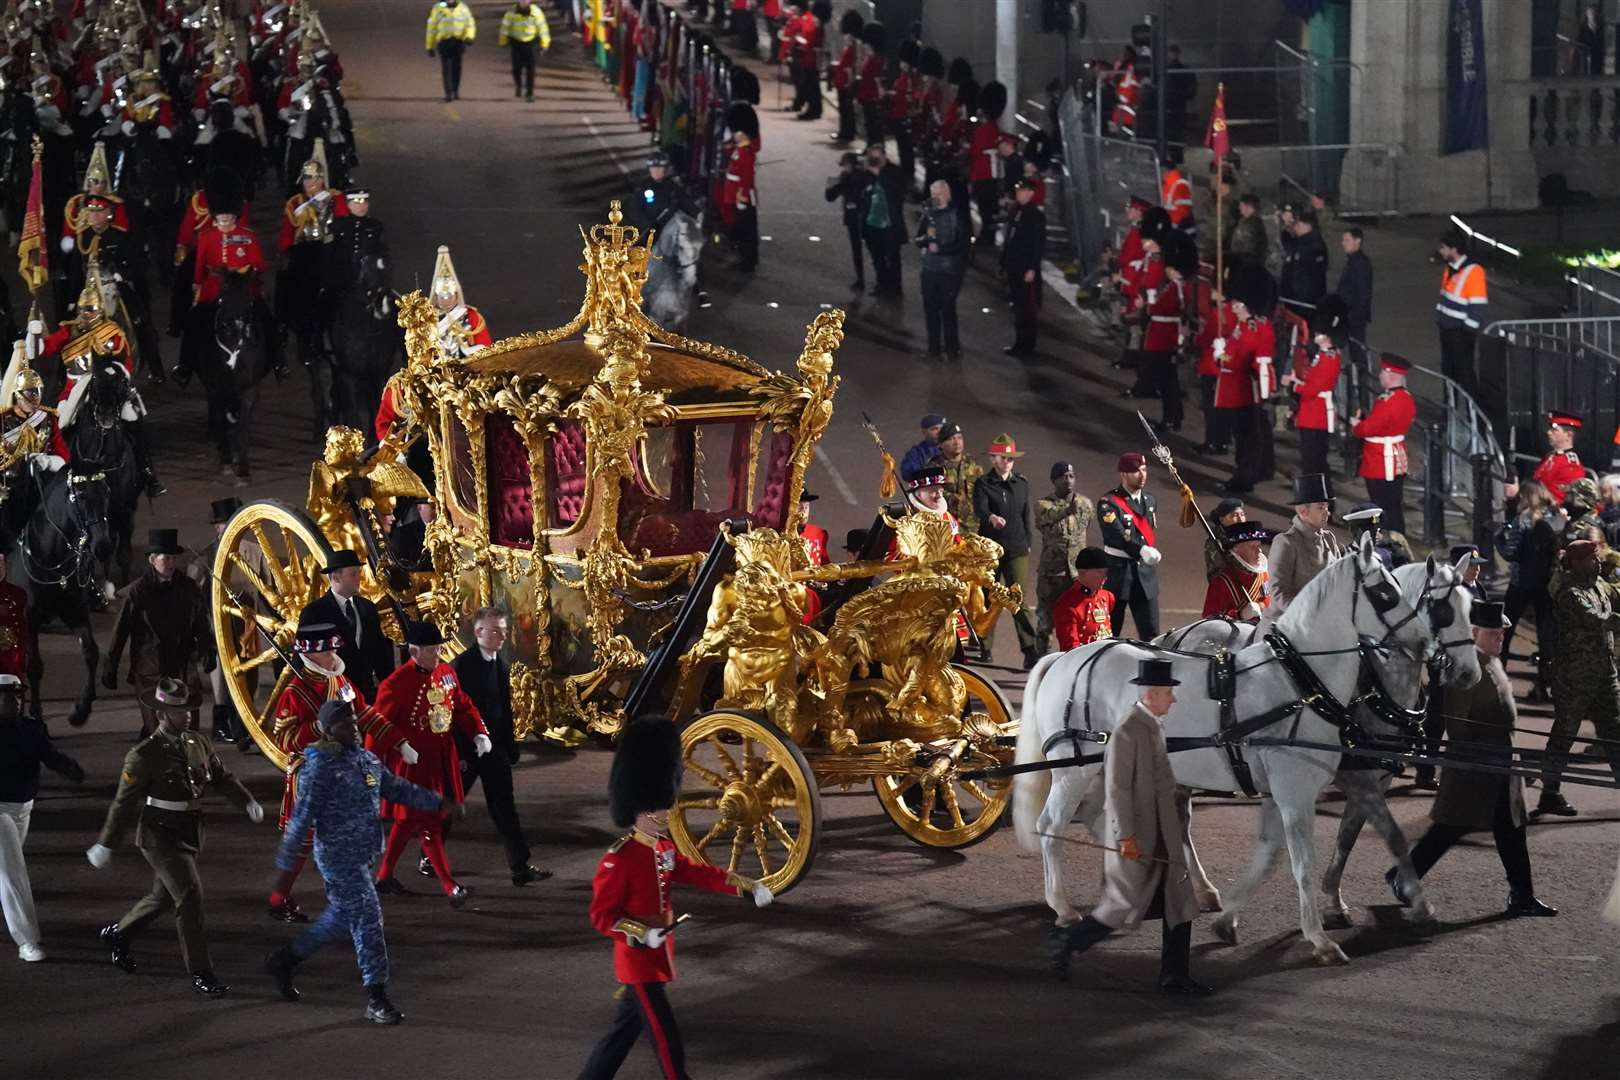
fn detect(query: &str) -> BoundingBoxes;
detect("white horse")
[1014,536,1480,965]
[645,208,704,331]
[1157,562,1456,929]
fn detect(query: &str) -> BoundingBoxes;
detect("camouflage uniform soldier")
[1565,477,1603,542]
[1536,539,1620,817]
[1034,461,1094,651]
[934,422,982,534]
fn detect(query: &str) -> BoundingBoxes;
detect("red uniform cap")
[1549,410,1583,430]
[1378,353,1411,374]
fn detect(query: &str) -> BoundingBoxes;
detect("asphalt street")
[4,3,1620,1078]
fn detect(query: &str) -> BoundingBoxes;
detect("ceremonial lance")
[1136,410,1221,550]
[860,410,899,499]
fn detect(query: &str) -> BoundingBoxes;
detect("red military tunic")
[792,12,821,71]
[278,188,350,251]
[719,141,756,228]
[1052,581,1115,650]
[175,191,254,262]
[1117,224,1145,292]
[967,116,1000,183]
[1351,387,1416,481]
[1533,448,1584,505]
[886,68,913,124]
[1141,272,1184,353]
[800,523,829,567]
[1213,316,1276,409]
[121,90,176,129]
[0,581,30,681]
[1196,300,1238,379]
[1202,566,1269,620]
[372,660,488,821]
[1123,248,1164,318]
[193,222,266,304]
[1293,346,1341,433]
[588,830,741,984]
[270,669,405,828]
[831,40,855,91]
[1111,63,1139,133]
[855,51,883,108]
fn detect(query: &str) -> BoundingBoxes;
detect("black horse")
[22,464,113,727]
[197,272,276,481]
[63,360,144,585]
[283,90,351,191]
[113,124,181,285]
[327,257,402,432]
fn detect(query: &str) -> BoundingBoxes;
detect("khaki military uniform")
[1544,569,1620,792]
[938,453,983,534]
[1034,491,1093,648]
[95,728,254,974]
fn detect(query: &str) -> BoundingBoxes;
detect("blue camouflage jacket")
[275,741,441,871]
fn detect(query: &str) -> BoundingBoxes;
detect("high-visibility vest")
[1436,258,1487,331]
[425,1,476,50]
[499,4,550,46]
[1162,169,1193,225]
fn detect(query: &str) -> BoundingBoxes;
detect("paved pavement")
[6,3,1620,1078]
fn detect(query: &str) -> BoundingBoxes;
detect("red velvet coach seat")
[486,412,534,548]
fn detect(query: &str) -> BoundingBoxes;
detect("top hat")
[843,528,868,553]
[1131,659,1180,686]
[1470,600,1510,629]
[209,497,242,524]
[1289,473,1333,505]
[405,621,447,647]
[324,549,363,574]
[799,492,819,503]
[147,529,185,555]
[608,718,683,828]
[139,676,202,712]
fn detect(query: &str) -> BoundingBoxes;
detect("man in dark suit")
[297,551,394,699]
[436,606,548,886]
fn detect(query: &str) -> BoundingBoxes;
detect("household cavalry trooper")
[61,142,130,249]
[426,244,493,359]
[1099,451,1161,640]
[1349,352,1416,540]
[279,139,348,368]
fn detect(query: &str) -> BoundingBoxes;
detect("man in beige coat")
[1050,659,1210,995]
[1262,473,1343,624]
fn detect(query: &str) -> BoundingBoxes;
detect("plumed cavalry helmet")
[430,244,463,306]
[12,364,42,396]
[608,719,682,828]
[82,139,111,189]
[300,136,328,181]
[75,257,108,325]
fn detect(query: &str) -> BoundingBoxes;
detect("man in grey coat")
[914,180,968,360]
[1262,473,1343,625]
[1049,659,1210,995]
[1389,601,1557,919]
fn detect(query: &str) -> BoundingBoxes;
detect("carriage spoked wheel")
[209,500,337,770]
[872,665,1016,850]
[669,711,821,895]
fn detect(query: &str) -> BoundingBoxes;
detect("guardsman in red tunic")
[192,206,266,305]
[829,10,862,143]
[265,623,413,922]
[1350,352,1417,537]
[1201,521,1271,621]
[1525,411,1585,505]
[720,103,760,273]
[371,622,490,907]
[1052,547,1116,650]
[1194,296,1239,454]
[797,491,828,567]
[578,720,771,1080]
[967,80,1007,250]
[171,171,254,335]
[1215,266,1278,494]
[1110,49,1139,136]
[855,20,885,145]
[1285,295,1347,478]
[789,3,823,121]
[0,551,29,684]
[1143,230,1196,432]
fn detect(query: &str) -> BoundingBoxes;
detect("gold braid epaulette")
[272,712,298,737]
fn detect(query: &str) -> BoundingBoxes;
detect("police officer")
[266,698,448,1024]
[1035,461,1094,653]
[626,151,701,238]
[1100,452,1161,639]
[498,0,550,101]
[87,678,263,997]
[1536,539,1620,817]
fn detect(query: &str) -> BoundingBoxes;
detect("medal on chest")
[425,674,454,733]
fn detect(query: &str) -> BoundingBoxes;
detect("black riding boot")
[127,418,165,496]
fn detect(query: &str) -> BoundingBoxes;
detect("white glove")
[86,843,113,869]
[399,741,420,765]
[1139,545,1162,567]
[27,319,43,336]
[59,235,75,253]
[157,126,172,140]
[750,882,774,908]
[246,799,265,824]
[120,119,134,135]
[643,927,668,948]
[1239,602,1264,621]
[1213,337,1227,358]
[474,733,493,757]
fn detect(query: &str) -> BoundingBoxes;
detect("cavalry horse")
[327,255,401,432]
[644,208,705,331]
[62,359,144,586]
[21,464,113,727]
[1014,537,1479,965]
[197,272,276,482]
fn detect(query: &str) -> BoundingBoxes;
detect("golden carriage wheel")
[669,710,821,895]
[210,500,337,770]
[872,664,1016,850]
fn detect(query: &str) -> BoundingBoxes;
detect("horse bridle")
[22,470,108,588]
[1351,558,1471,666]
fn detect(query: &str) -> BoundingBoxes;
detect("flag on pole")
[16,138,46,292]
[1205,82,1230,161]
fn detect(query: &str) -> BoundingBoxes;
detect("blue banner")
[1444,0,1489,154]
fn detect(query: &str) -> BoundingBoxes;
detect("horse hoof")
[1313,941,1350,966]
[68,709,89,728]
[1406,903,1439,933]
[1321,909,1352,931]
[1196,891,1223,914]
[1211,916,1238,946]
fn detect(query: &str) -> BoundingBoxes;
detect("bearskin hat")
[730,65,761,105]
[897,38,920,68]
[955,79,980,113]
[979,80,1008,120]
[861,21,886,51]
[727,101,760,141]
[204,166,244,218]
[1140,206,1173,245]
[1227,263,1277,318]
[839,9,864,36]
[1310,294,1350,342]
[918,46,944,79]
[947,56,973,86]
[1162,229,1200,279]
[608,719,683,828]
[811,0,832,22]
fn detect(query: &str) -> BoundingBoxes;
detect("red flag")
[16,141,46,292]
[1205,82,1230,161]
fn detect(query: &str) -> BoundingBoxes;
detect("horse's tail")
[1013,650,1063,855]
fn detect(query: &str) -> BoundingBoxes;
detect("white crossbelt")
[1367,434,1404,479]
[146,797,201,812]
[1319,390,1336,433]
